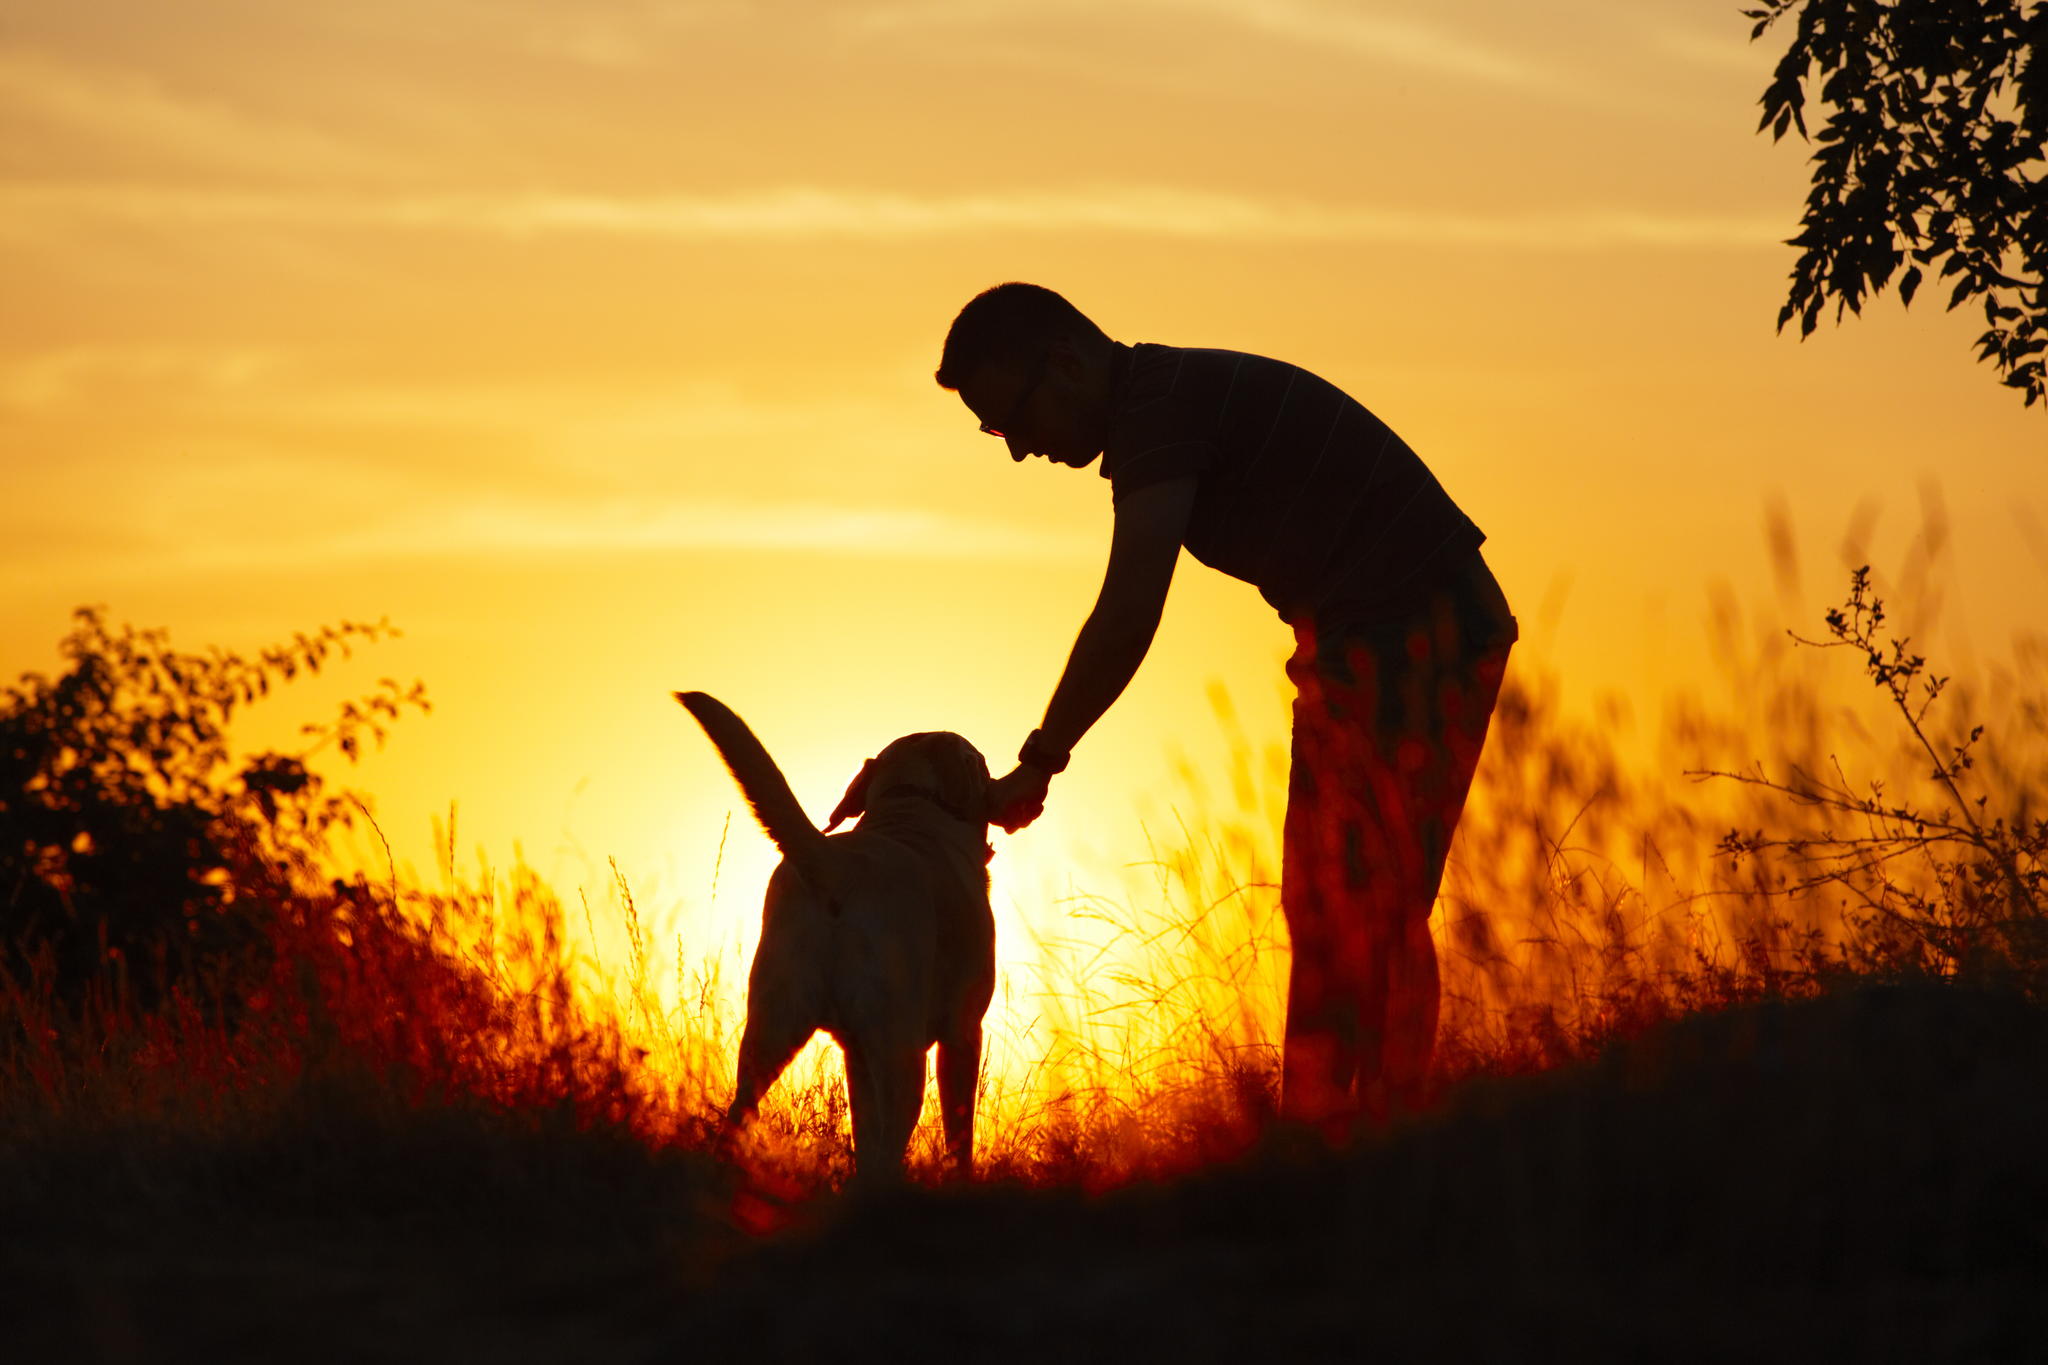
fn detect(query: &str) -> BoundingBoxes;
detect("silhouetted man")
[940,283,1517,1129]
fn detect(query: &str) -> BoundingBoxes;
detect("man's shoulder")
[1101,345,1253,488]
[1125,342,1340,396]
[1128,341,1289,373]
[1118,343,1299,410]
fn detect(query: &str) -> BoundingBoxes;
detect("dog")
[676,692,996,1180]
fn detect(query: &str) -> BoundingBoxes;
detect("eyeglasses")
[978,353,1048,440]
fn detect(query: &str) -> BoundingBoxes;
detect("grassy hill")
[5,980,2043,1363]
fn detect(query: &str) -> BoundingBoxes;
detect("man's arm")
[989,475,1197,831]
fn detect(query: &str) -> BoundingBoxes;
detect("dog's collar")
[875,782,969,822]
[875,783,995,864]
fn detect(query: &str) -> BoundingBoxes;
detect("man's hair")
[935,283,1108,390]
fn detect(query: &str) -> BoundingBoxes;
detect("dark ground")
[5,983,2046,1363]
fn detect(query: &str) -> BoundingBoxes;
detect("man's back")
[1100,344,1483,625]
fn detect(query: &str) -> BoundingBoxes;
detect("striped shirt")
[1101,343,1484,626]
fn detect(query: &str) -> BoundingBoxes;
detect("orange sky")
[4,0,2045,993]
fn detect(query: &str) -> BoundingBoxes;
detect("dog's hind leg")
[725,1016,812,1137]
[936,1025,982,1178]
[844,1039,926,1183]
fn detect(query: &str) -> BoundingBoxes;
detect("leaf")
[1899,264,1923,304]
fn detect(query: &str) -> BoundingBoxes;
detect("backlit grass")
[4,563,2042,1203]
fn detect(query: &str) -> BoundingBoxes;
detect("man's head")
[936,283,1120,467]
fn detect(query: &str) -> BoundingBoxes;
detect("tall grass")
[3,565,2042,1201]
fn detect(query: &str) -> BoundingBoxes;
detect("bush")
[0,607,426,1012]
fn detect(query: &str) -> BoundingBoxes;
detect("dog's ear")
[823,758,875,833]
[938,741,992,826]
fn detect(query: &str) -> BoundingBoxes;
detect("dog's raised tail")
[675,692,833,885]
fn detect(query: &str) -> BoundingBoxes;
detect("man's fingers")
[994,796,1044,833]
[987,764,1051,832]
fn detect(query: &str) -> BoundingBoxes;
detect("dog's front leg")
[936,1024,982,1178]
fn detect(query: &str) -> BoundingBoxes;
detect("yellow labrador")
[675,692,995,1180]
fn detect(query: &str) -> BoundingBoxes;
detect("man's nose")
[1006,433,1029,462]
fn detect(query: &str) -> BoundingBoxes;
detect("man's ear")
[824,759,874,833]
[1046,334,1088,387]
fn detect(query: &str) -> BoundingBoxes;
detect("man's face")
[959,347,1105,469]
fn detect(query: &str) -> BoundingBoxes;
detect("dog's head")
[824,732,991,833]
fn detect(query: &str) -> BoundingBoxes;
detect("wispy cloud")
[0,181,1782,251]
[849,0,1573,98]
[0,497,1097,586]
[0,346,284,412]
[1644,22,1778,77]
[336,498,1095,560]
[1174,0,1563,93]
[0,47,405,181]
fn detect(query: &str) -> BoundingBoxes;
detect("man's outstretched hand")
[987,763,1053,833]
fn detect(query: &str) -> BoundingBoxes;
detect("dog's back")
[746,837,941,1048]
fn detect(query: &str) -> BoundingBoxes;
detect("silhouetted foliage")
[1701,568,2047,992]
[0,607,427,1010]
[1748,0,2048,405]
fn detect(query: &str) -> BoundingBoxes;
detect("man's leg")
[1380,639,1512,1112]
[1279,713,1359,1127]
[1280,627,1404,1130]
[1282,614,1512,1128]
[1381,911,1441,1114]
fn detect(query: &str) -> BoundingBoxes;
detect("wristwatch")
[1018,729,1071,776]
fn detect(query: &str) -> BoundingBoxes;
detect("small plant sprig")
[1695,567,2046,988]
